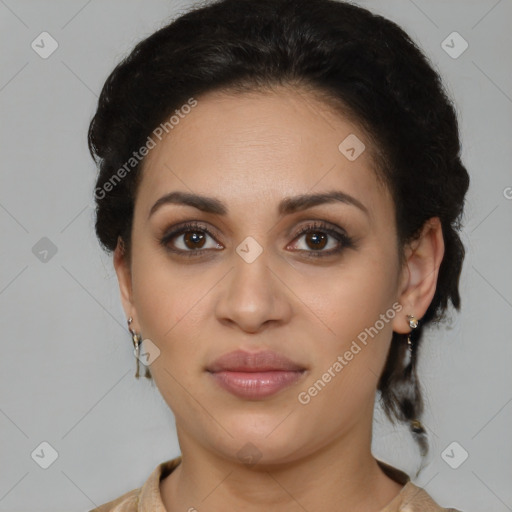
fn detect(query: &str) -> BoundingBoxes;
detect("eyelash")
[159,220,355,259]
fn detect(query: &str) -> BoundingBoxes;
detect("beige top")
[89,456,463,512]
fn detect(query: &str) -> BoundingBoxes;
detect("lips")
[206,349,306,373]
[206,350,307,399]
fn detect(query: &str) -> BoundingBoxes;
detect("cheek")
[132,265,209,415]
[130,251,222,390]
[296,246,399,393]
[301,247,399,340]
[130,242,205,335]
[296,285,397,432]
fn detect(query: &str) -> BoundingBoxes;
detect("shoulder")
[398,482,464,512]
[376,459,464,512]
[88,456,182,512]
[88,487,139,512]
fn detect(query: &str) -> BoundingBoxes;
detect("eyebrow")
[148,189,369,220]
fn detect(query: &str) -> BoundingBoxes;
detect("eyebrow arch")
[148,189,369,220]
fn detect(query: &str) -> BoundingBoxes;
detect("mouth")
[206,349,307,400]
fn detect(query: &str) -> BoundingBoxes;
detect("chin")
[208,421,308,466]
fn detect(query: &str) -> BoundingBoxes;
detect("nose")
[214,251,293,334]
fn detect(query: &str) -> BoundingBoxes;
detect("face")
[115,86,410,466]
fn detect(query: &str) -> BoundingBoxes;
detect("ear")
[392,217,445,334]
[113,236,138,328]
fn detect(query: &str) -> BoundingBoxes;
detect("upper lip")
[206,350,306,372]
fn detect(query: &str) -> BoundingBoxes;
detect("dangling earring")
[405,314,427,443]
[406,314,419,352]
[127,317,151,379]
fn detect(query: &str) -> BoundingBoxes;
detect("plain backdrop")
[1,1,511,511]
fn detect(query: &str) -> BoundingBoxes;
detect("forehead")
[137,87,391,222]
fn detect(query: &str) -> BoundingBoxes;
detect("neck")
[160,419,404,512]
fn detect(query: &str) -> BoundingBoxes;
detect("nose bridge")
[215,235,290,331]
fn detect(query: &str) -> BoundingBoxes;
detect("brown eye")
[160,222,223,257]
[289,221,355,258]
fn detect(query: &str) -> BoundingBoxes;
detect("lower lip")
[208,370,305,399]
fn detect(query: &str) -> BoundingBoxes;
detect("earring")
[405,314,426,443]
[127,317,151,379]
[406,314,419,352]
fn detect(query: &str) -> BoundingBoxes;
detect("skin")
[113,86,444,512]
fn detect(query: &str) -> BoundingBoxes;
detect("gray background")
[1,0,511,511]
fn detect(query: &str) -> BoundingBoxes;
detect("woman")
[88,0,470,510]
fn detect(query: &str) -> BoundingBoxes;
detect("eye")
[159,220,355,259]
[288,221,354,257]
[159,222,222,257]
